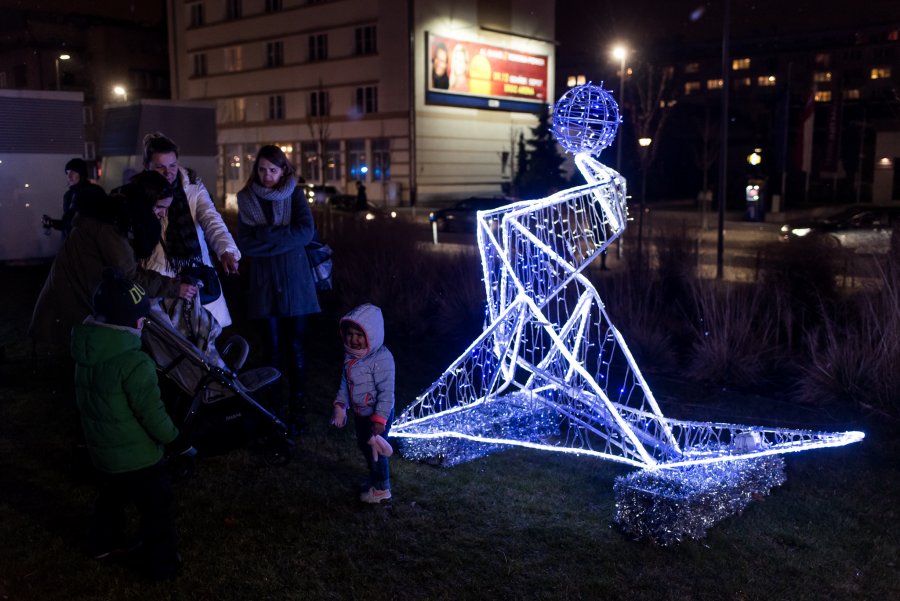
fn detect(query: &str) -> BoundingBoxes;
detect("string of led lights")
[393,83,864,471]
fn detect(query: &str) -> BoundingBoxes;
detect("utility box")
[99,99,217,204]
[0,90,85,263]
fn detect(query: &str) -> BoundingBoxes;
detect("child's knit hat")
[92,268,151,327]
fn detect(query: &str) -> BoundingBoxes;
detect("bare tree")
[307,80,331,185]
[629,62,676,269]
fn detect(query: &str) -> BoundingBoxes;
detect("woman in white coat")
[141,132,240,328]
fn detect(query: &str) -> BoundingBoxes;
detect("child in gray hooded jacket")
[331,304,395,503]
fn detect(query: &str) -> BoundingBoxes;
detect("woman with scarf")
[237,145,320,435]
[141,133,240,329]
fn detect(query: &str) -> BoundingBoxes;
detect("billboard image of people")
[426,33,549,112]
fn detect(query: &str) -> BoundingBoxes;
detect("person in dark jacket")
[30,180,197,352]
[237,145,320,434]
[72,269,187,579]
[42,157,90,238]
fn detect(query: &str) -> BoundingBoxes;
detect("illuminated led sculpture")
[393,84,863,487]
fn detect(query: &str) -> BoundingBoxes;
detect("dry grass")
[795,257,900,417]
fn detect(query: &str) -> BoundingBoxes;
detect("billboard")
[426,33,549,113]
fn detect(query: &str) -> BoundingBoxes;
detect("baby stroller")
[141,307,294,474]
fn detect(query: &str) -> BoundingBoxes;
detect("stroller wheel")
[263,435,295,466]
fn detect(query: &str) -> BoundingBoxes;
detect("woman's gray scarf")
[239,177,297,226]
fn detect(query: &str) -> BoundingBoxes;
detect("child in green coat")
[71,269,184,580]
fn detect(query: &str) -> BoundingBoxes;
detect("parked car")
[302,184,341,205]
[780,205,900,253]
[428,197,515,232]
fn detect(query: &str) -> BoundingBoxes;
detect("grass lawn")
[1,264,897,601]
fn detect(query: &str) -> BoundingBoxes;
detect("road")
[315,205,886,287]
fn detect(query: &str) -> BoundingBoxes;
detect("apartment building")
[168,0,556,207]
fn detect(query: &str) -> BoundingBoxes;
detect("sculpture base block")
[613,456,786,545]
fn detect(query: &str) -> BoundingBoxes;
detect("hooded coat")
[71,319,178,473]
[334,304,395,426]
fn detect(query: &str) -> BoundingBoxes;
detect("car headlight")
[365,212,376,221]
[791,228,811,237]
[428,212,435,221]
[780,225,789,233]
[390,211,397,218]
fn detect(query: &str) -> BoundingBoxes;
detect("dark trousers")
[258,316,307,419]
[353,409,394,491]
[94,461,178,576]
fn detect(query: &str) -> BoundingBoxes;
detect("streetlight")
[55,54,70,91]
[611,45,628,173]
[113,85,128,103]
[636,136,652,272]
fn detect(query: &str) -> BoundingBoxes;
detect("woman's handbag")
[306,237,333,291]
[179,264,223,304]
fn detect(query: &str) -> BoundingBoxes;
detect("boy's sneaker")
[360,487,391,504]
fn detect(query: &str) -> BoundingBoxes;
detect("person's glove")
[331,404,347,428]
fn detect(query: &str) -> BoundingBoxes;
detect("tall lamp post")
[636,136,652,272]
[113,85,128,103]
[55,54,70,91]
[611,45,628,172]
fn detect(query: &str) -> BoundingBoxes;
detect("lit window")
[888,30,899,42]
[576,75,586,85]
[684,81,700,95]
[324,141,341,181]
[735,77,751,88]
[301,142,319,182]
[684,63,699,74]
[566,75,576,87]
[347,139,366,180]
[707,78,723,90]
[814,71,832,83]
[814,90,832,102]
[871,67,891,79]
[224,46,242,72]
[731,58,750,70]
[372,139,390,182]
[844,89,860,99]
[757,75,776,87]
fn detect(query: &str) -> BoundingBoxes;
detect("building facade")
[556,13,900,207]
[168,0,556,207]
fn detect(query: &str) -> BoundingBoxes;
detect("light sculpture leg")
[393,153,864,469]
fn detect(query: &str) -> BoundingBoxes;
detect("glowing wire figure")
[393,83,863,469]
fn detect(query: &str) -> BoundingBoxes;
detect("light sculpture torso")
[393,84,863,469]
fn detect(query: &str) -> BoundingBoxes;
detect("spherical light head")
[551,82,622,157]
